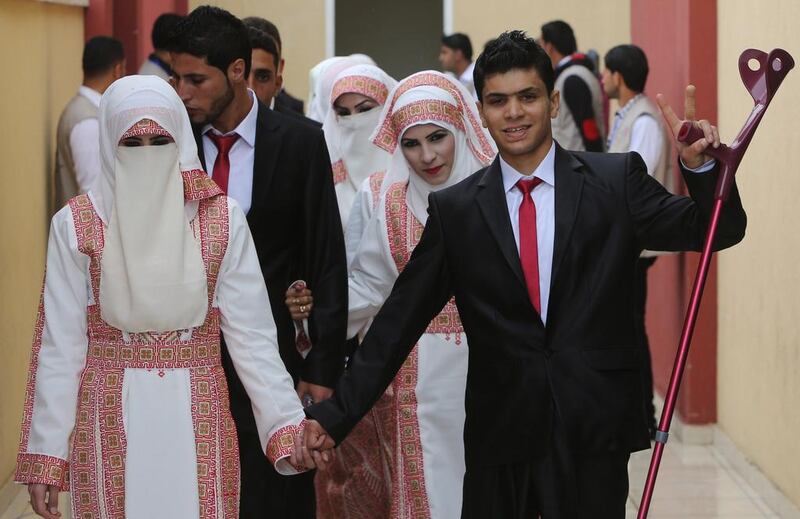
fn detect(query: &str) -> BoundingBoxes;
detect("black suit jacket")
[308,145,746,468]
[274,89,304,116]
[195,102,347,389]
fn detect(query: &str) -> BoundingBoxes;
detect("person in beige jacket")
[602,43,673,438]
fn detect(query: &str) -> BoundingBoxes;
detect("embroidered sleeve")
[15,453,69,490]
[265,419,308,475]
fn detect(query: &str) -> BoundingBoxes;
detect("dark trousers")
[461,416,630,518]
[634,256,657,435]
[221,343,316,519]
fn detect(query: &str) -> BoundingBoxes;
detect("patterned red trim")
[120,118,172,140]
[15,453,69,490]
[183,169,223,200]
[384,182,463,341]
[191,366,240,519]
[266,419,306,467]
[331,75,389,105]
[18,283,45,454]
[372,72,495,163]
[389,99,464,138]
[71,365,103,516]
[332,160,348,185]
[98,369,127,516]
[368,171,386,211]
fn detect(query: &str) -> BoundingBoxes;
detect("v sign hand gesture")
[657,85,720,170]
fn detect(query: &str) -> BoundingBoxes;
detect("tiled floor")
[1,435,789,518]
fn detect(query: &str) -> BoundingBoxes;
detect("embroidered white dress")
[15,175,306,519]
[347,181,468,519]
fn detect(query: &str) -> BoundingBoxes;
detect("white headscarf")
[96,75,213,333]
[371,71,496,224]
[323,64,396,191]
[307,54,376,123]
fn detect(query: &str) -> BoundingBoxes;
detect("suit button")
[543,348,554,358]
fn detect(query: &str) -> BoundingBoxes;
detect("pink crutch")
[637,48,794,519]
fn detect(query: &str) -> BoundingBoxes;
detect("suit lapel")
[193,127,207,171]
[250,103,282,218]
[550,144,585,292]
[476,159,526,287]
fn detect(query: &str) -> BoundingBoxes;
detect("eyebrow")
[484,86,542,99]
[425,128,447,138]
[354,99,375,109]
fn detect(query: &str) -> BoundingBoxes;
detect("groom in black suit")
[170,7,347,518]
[302,31,746,518]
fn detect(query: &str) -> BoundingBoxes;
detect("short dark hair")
[151,13,183,50]
[604,44,649,93]
[82,36,124,78]
[243,17,282,53]
[170,5,251,77]
[474,30,554,102]
[540,20,577,56]
[441,33,473,62]
[247,27,280,69]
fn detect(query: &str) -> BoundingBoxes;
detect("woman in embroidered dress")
[289,71,496,518]
[322,63,396,263]
[15,75,310,519]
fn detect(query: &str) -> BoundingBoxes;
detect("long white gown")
[15,180,306,519]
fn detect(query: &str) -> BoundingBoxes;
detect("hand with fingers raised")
[657,85,721,170]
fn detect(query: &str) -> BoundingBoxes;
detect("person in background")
[603,43,673,438]
[244,23,282,108]
[439,32,478,99]
[53,36,124,215]
[539,20,605,152]
[138,13,183,81]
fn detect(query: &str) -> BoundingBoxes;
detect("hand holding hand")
[28,484,61,519]
[657,85,721,169]
[290,420,336,471]
[285,281,314,321]
[296,380,333,408]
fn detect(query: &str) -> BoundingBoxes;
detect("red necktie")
[207,132,239,194]
[516,177,544,314]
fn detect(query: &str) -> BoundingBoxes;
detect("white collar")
[78,85,102,108]
[557,55,572,68]
[459,61,475,82]
[202,89,259,147]
[499,141,556,193]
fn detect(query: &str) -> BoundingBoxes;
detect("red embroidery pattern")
[17,282,45,457]
[372,72,495,163]
[58,193,235,518]
[120,118,172,140]
[183,169,223,201]
[15,454,69,489]
[368,171,386,211]
[265,420,306,466]
[390,99,464,137]
[331,75,390,105]
[384,183,462,340]
[332,160,349,185]
[190,365,240,518]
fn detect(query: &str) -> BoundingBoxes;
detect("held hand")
[28,484,61,519]
[290,421,335,471]
[285,282,314,321]
[657,85,720,169]
[296,380,334,407]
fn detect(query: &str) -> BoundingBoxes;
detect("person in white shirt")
[53,36,125,215]
[602,43,673,438]
[137,13,182,81]
[439,33,478,99]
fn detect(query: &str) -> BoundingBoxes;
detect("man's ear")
[279,58,286,75]
[549,90,560,119]
[228,58,246,83]
[276,72,284,91]
[477,100,488,128]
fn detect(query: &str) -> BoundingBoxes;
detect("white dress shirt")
[607,94,664,177]
[459,61,477,99]
[499,142,557,324]
[69,86,102,194]
[202,89,259,214]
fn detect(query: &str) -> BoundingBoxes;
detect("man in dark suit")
[170,7,346,518]
[301,31,746,518]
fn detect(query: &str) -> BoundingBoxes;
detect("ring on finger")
[300,305,307,313]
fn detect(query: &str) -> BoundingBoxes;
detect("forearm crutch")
[637,47,794,519]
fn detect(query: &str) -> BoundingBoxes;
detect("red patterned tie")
[207,132,239,194]
[516,177,544,314]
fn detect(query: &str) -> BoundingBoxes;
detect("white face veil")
[370,71,497,224]
[306,54,376,123]
[322,64,397,190]
[96,75,216,333]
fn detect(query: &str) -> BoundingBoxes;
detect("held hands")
[657,85,721,170]
[291,420,336,471]
[28,484,61,519]
[285,281,314,321]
